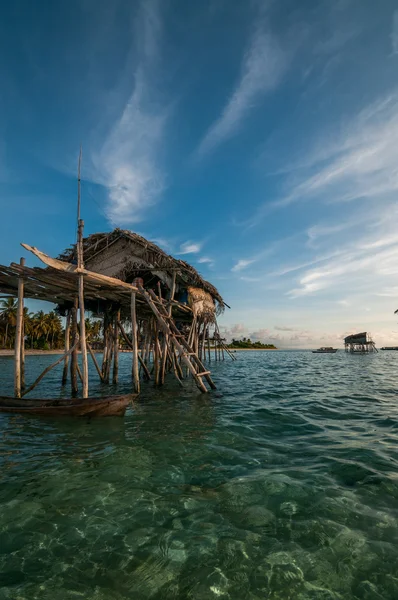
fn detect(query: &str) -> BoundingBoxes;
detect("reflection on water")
[0,351,398,598]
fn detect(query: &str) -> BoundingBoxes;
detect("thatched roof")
[58,229,227,310]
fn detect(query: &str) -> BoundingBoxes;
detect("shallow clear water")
[1,350,398,599]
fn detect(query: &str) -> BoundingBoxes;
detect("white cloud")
[198,257,214,265]
[392,10,398,55]
[231,259,255,272]
[196,26,287,158]
[90,0,168,225]
[179,241,202,255]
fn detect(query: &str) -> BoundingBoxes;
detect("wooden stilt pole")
[62,310,71,385]
[154,330,160,385]
[76,149,88,398]
[14,257,25,398]
[21,308,25,392]
[160,272,176,385]
[106,327,113,383]
[87,341,105,382]
[113,310,120,384]
[101,313,109,378]
[141,287,213,392]
[70,298,79,396]
[118,320,151,380]
[131,291,140,393]
[77,225,89,399]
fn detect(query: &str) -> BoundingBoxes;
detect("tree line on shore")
[227,337,277,349]
[0,298,102,350]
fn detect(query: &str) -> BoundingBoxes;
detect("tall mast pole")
[77,146,89,397]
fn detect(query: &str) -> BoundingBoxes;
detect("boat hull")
[312,350,338,354]
[0,393,136,417]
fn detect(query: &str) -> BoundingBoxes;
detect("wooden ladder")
[138,286,217,393]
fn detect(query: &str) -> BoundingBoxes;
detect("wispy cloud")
[179,241,202,255]
[90,0,168,225]
[392,10,398,55]
[248,90,398,225]
[231,259,255,272]
[196,25,288,158]
[198,256,214,265]
[287,203,398,298]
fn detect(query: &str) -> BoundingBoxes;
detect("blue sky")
[1,0,398,348]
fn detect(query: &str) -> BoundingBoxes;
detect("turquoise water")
[1,350,398,599]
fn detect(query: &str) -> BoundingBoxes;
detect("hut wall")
[86,238,139,277]
[85,237,174,291]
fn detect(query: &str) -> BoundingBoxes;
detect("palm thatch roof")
[58,229,227,311]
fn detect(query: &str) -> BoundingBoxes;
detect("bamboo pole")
[141,287,209,393]
[87,341,105,382]
[101,314,109,380]
[76,363,83,383]
[117,320,151,380]
[70,299,79,396]
[77,221,88,398]
[143,320,151,366]
[113,310,120,384]
[21,310,25,392]
[131,291,140,393]
[160,272,176,385]
[106,329,113,383]
[22,341,79,398]
[14,257,25,398]
[62,310,71,385]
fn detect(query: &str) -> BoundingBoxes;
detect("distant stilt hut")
[344,332,377,353]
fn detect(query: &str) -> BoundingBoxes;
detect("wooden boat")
[312,347,338,354]
[0,393,135,417]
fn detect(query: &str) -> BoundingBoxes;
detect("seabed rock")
[240,505,276,529]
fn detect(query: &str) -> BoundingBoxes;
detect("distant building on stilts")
[344,332,377,353]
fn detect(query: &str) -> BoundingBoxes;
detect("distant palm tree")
[33,311,50,346]
[46,311,62,348]
[0,298,18,348]
[85,317,102,342]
